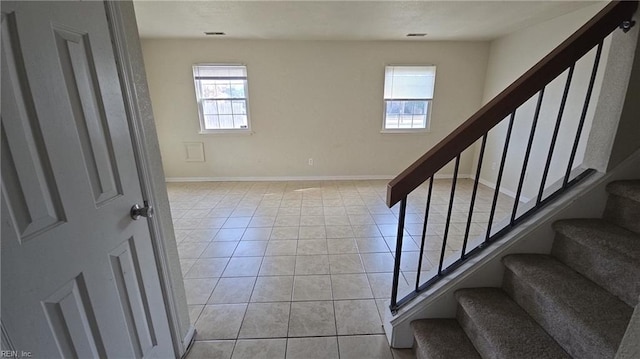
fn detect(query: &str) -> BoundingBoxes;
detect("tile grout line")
[330,248,341,359]
[172,179,505,358]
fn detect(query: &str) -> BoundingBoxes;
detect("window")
[193,64,251,133]
[383,65,436,131]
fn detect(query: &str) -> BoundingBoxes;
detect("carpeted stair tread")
[455,287,570,359]
[606,180,640,202]
[502,254,633,359]
[552,219,640,306]
[552,219,640,259]
[411,319,481,359]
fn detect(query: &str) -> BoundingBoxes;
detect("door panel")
[53,25,124,206]
[1,11,66,242]
[1,2,174,358]
[41,274,107,359]
[110,237,158,358]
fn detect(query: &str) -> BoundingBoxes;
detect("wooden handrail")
[386,1,638,207]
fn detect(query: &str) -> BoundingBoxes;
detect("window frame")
[381,65,436,133]
[193,63,252,134]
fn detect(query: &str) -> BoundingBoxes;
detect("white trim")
[478,177,532,203]
[382,65,436,132]
[198,129,253,135]
[180,325,196,359]
[165,174,472,183]
[193,64,252,133]
[166,175,396,182]
[435,173,472,180]
[104,2,184,357]
[380,129,430,134]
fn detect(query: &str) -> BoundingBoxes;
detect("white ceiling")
[133,1,599,41]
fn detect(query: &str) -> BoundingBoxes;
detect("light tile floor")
[169,179,515,359]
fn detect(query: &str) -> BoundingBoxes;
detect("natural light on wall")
[383,65,436,131]
[193,64,251,133]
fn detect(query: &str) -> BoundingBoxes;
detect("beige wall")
[592,11,640,172]
[476,2,610,200]
[141,39,489,179]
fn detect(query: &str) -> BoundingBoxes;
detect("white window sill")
[380,129,430,134]
[199,130,254,136]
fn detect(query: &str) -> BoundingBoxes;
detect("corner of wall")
[605,13,640,170]
[477,3,621,196]
[583,10,640,173]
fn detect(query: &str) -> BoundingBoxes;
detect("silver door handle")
[131,203,154,220]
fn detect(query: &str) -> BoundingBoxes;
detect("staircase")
[411,180,640,359]
[386,1,639,316]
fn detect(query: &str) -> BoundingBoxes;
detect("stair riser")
[455,288,571,359]
[552,233,640,307]
[503,268,618,359]
[411,343,423,359]
[604,195,640,235]
[411,319,481,359]
[456,306,495,359]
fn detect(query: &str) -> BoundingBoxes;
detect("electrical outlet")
[308,158,314,166]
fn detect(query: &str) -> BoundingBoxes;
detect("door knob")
[131,202,154,220]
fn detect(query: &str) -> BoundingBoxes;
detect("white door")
[1,1,174,357]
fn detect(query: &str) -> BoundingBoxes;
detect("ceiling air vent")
[205,32,226,36]
[406,33,427,37]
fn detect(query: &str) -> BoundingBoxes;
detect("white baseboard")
[442,173,472,180]
[165,174,471,183]
[478,178,531,203]
[165,175,395,182]
[180,325,196,359]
